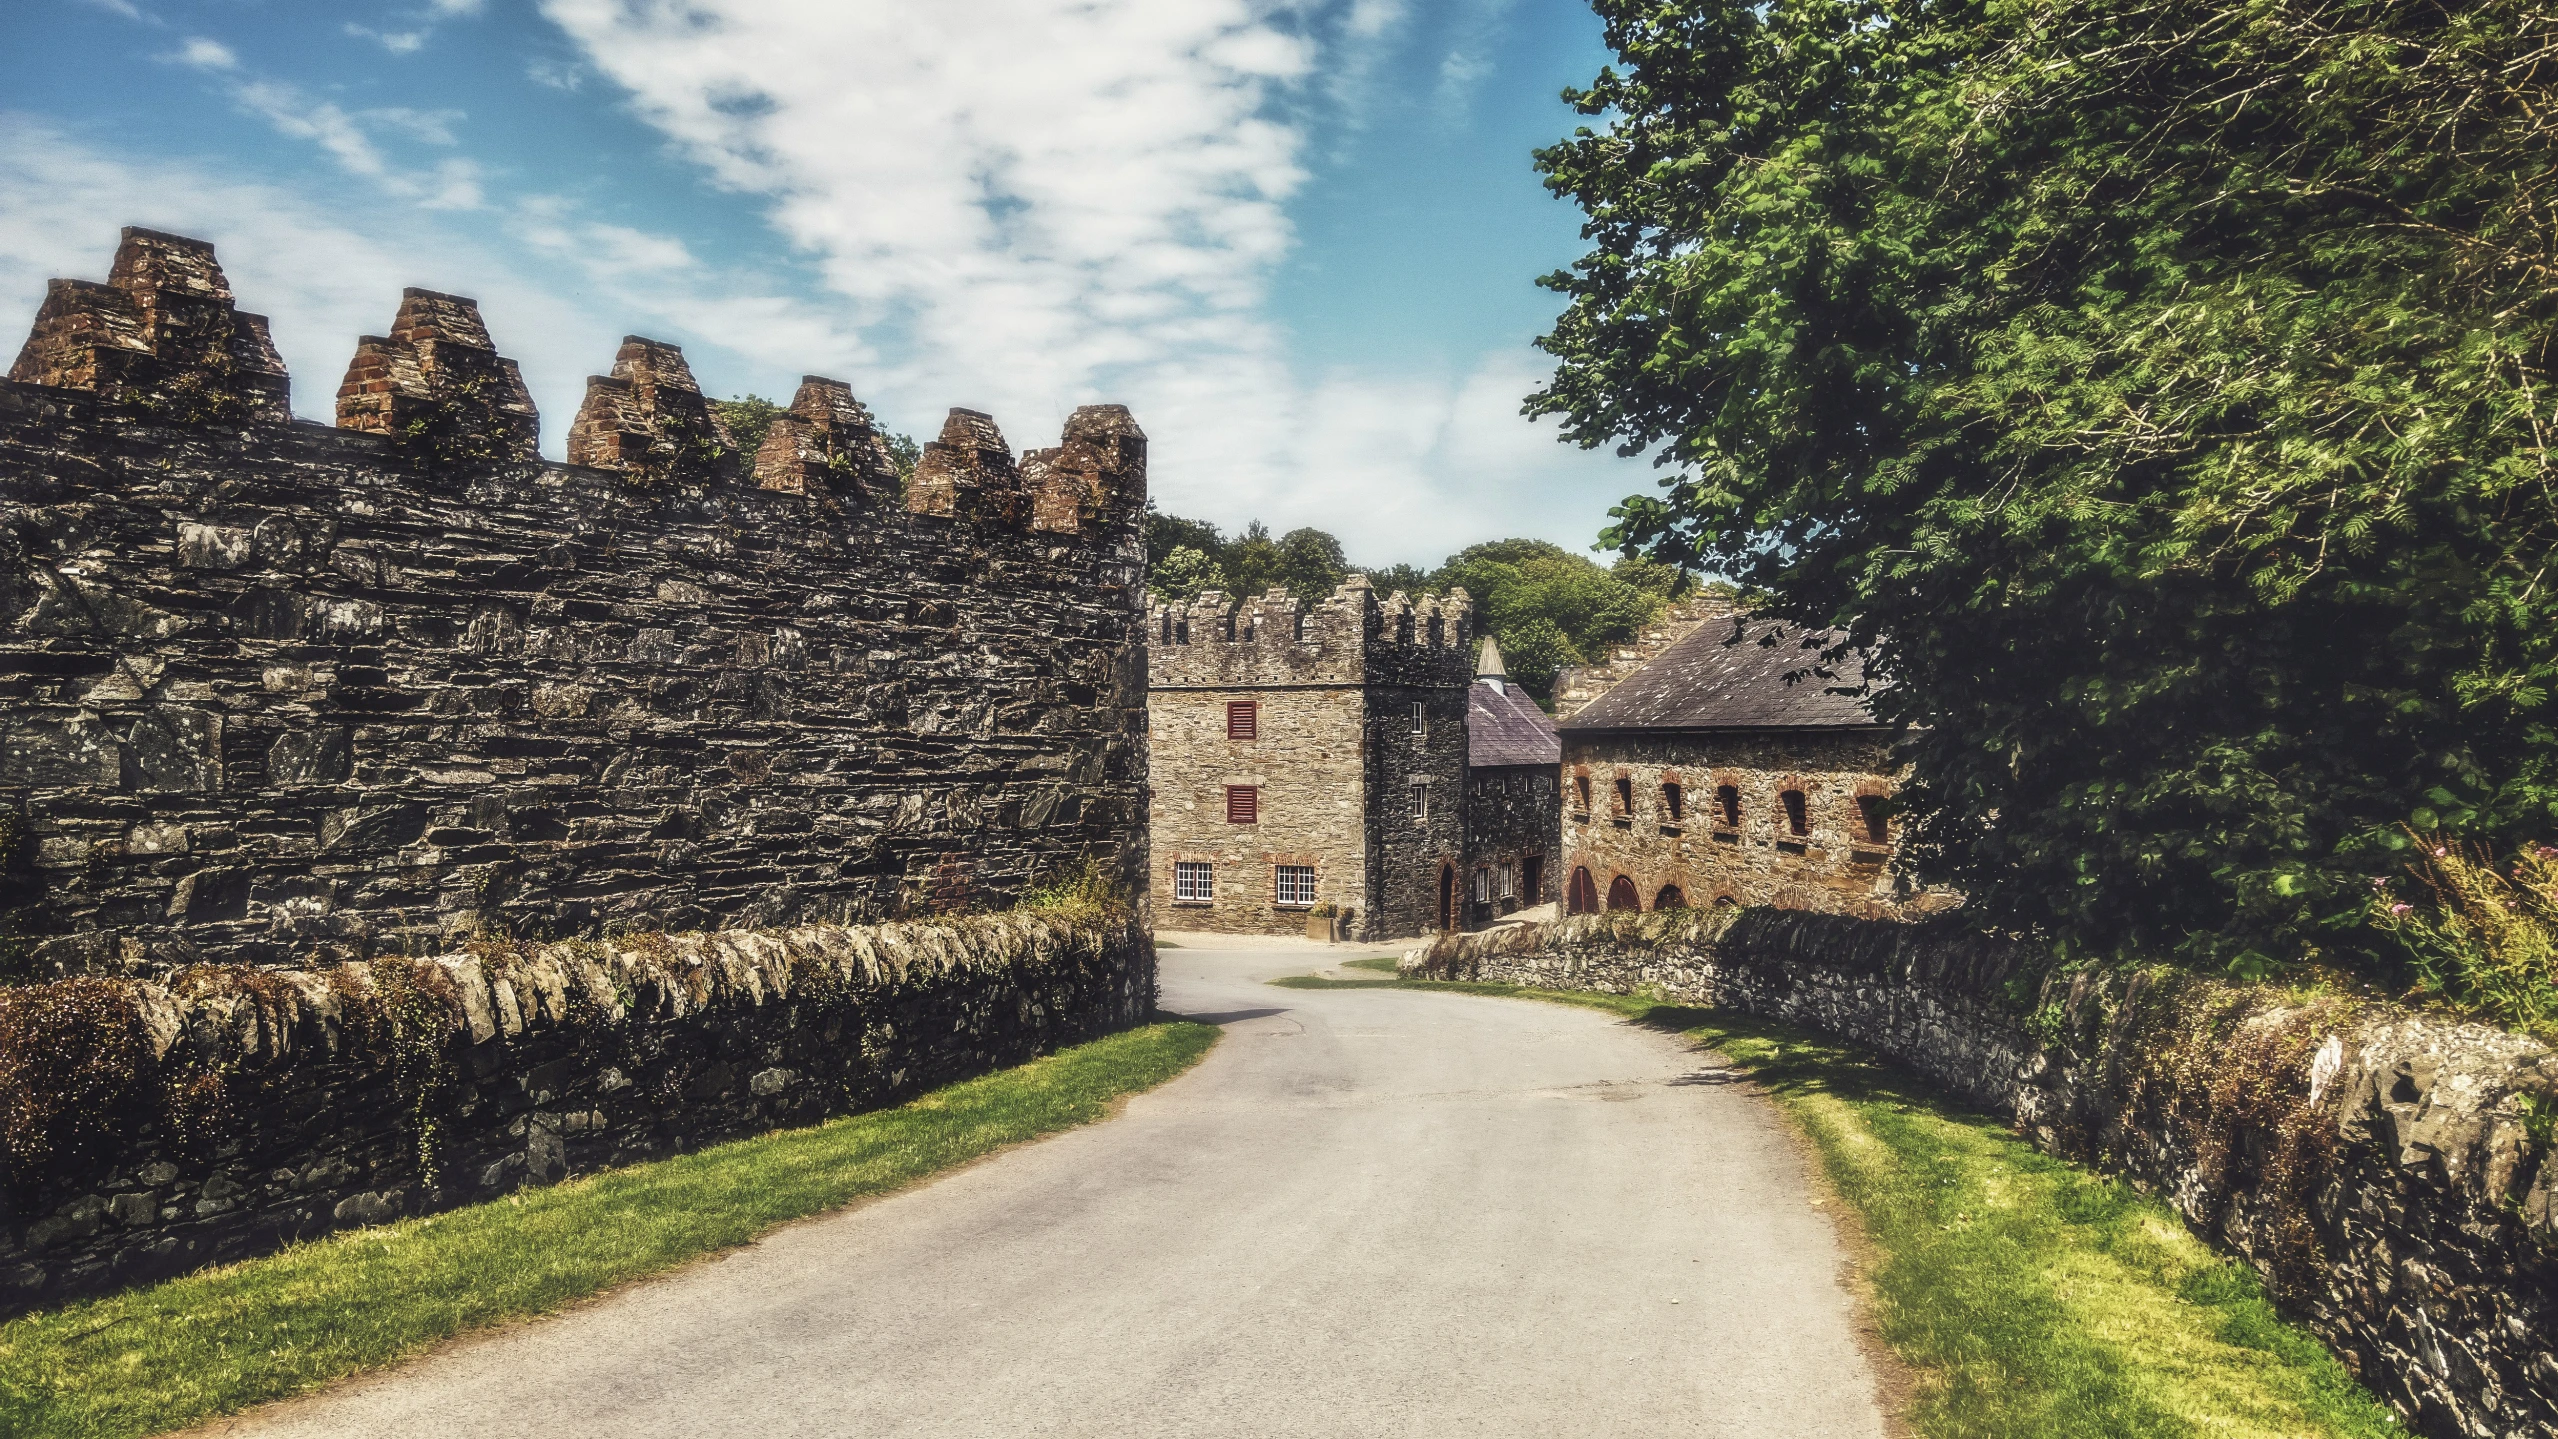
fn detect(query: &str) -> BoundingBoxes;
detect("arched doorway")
[1606,875,1640,911]
[1438,863,1455,931]
[1568,866,1597,915]
[1655,885,1686,910]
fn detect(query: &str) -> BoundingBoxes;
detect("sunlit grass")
[0,1021,1218,1439]
[1276,973,2400,1439]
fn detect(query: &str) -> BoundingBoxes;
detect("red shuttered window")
[1227,701,1257,740]
[1226,785,1259,824]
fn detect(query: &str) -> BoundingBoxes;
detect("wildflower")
[2389,902,2413,916]
[2370,876,2390,890]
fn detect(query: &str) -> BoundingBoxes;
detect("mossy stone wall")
[0,912,1154,1316]
[1414,910,2558,1439]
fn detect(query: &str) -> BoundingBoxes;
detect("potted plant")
[1306,901,1342,944]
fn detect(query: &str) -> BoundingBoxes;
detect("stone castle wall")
[1,910,1154,1315]
[1146,578,1472,939]
[1410,912,2558,1439]
[1,229,1151,976]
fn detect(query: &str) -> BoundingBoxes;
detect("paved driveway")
[211,934,1888,1438]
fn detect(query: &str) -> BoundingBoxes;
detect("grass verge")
[0,1019,1218,1439]
[1273,974,2400,1439]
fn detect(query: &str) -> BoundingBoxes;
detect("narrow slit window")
[1574,775,1592,813]
[1716,784,1741,827]
[1410,702,1426,736]
[1661,782,1683,822]
[1226,700,1257,740]
[1226,785,1259,824]
[1173,861,1213,903]
[1614,777,1634,815]
[1857,793,1890,844]
[1781,789,1808,836]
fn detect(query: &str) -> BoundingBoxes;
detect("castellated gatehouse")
[0,227,1153,978]
[1147,580,1474,941]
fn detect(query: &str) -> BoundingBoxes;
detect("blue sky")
[0,0,1652,567]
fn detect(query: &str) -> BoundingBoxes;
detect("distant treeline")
[1145,510,1707,705]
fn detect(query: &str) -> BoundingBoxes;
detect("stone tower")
[1147,578,1474,940]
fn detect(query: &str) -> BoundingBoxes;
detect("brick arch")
[1568,866,1599,915]
[1605,874,1641,911]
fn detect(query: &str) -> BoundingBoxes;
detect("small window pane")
[1274,864,1316,907]
[1174,861,1213,902]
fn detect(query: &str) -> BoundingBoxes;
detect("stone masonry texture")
[0,910,1155,1315]
[1412,911,2558,1439]
[1560,729,1923,918]
[0,228,1152,978]
[1147,579,1472,940]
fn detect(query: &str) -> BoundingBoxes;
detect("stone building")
[1555,601,1927,918]
[1147,579,1473,940]
[1460,638,1560,926]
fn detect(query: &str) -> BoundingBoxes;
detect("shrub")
[2371,833,2558,1031]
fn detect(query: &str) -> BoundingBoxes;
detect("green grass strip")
[0,1019,1218,1439]
[1276,974,2401,1439]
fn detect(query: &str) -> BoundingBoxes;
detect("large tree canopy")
[1534,0,2558,975]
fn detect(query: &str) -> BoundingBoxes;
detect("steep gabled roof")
[1469,678,1561,767]
[1557,616,1880,732]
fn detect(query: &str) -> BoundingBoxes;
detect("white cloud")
[172,37,237,71]
[540,0,1623,563]
[0,118,611,438]
[525,57,585,91]
[0,119,872,453]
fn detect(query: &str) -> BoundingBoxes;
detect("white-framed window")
[1410,701,1426,736]
[1274,864,1316,908]
[1472,867,1490,902]
[1409,780,1428,820]
[1499,862,1517,899]
[1173,860,1214,903]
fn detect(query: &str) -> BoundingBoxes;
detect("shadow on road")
[1167,1007,1290,1027]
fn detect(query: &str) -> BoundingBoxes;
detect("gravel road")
[208,933,1888,1438]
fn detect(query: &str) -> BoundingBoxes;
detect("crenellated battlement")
[5,229,1145,537]
[7,227,291,424]
[1146,574,1472,690]
[0,226,1154,978]
[336,288,540,462]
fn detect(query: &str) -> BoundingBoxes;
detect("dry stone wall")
[1410,911,2558,1439]
[1,228,1151,977]
[0,910,1154,1315]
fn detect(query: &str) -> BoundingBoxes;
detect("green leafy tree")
[1366,563,1431,598]
[708,395,783,458]
[1148,546,1227,604]
[1433,540,1668,702]
[1274,527,1350,601]
[1225,521,1283,598]
[883,431,921,482]
[1532,0,2558,977]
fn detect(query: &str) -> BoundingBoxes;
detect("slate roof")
[1468,678,1561,768]
[1557,617,1881,732]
